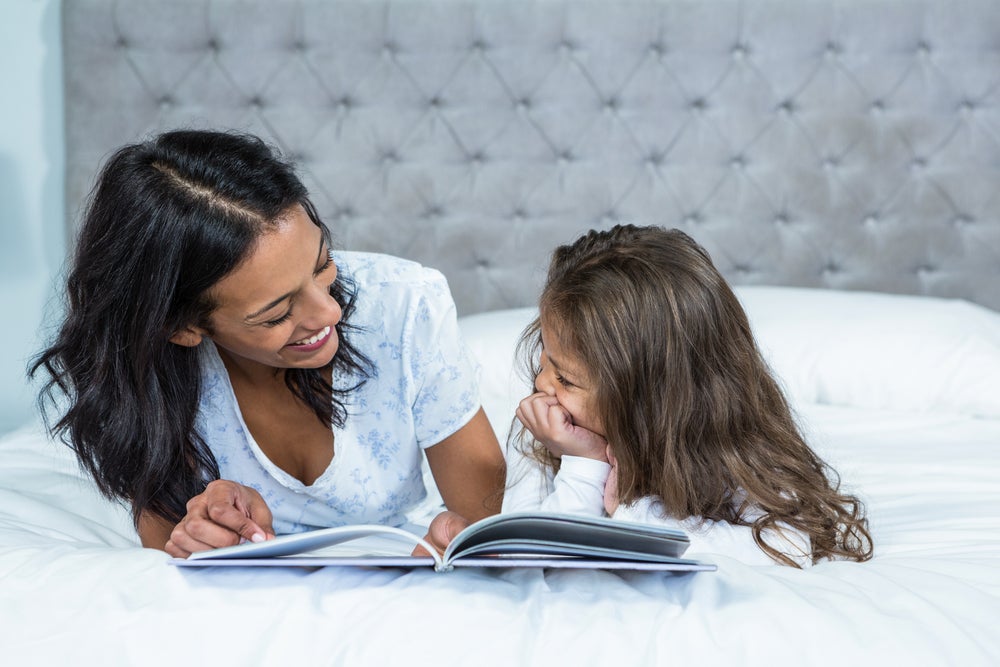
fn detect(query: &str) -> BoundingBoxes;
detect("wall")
[0,0,65,434]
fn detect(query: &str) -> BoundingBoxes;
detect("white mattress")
[3,287,1000,665]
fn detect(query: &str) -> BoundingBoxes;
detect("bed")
[5,0,1000,664]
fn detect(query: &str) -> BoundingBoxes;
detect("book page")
[444,512,689,564]
[185,523,440,565]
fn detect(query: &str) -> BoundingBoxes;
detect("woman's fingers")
[412,510,471,557]
[170,480,276,557]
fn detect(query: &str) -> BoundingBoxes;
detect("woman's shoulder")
[333,251,449,293]
[335,251,457,333]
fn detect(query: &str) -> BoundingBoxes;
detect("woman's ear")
[168,327,206,347]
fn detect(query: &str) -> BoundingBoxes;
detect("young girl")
[506,224,873,567]
[32,129,505,556]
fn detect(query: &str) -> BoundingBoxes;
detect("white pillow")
[459,288,1000,423]
[459,308,537,443]
[735,286,1000,418]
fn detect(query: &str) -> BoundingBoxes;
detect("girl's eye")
[556,374,574,388]
[263,311,293,327]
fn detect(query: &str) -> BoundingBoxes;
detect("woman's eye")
[556,374,573,388]
[315,251,334,276]
[264,311,293,327]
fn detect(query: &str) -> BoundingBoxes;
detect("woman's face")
[200,204,342,373]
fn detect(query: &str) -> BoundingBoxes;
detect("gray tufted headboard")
[64,0,1000,314]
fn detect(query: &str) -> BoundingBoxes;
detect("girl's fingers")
[517,393,556,429]
[545,401,572,431]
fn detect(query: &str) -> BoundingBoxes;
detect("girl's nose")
[535,369,556,396]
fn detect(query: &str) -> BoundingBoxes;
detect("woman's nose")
[304,283,342,327]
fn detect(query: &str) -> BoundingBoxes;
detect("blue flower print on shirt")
[412,383,440,428]
[380,375,411,423]
[378,490,413,515]
[248,481,285,514]
[359,429,399,469]
[379,339,403,361]
[415,296,431,324]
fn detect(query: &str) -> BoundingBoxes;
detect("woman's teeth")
[291,325,331,346]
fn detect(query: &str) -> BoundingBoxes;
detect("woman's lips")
[287,325,332,351]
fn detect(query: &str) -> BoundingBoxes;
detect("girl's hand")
[165,479,275,558]
[516,392,608,462]
[604,444,620,515]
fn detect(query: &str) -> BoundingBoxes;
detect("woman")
[33,129,505,556]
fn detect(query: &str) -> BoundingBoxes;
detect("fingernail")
[251,533,265,543]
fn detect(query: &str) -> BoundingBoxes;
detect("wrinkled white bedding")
[3,288,1000,666]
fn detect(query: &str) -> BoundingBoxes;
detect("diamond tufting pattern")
[64,0,1000,314]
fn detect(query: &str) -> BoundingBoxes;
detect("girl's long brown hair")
[518,224,873,566]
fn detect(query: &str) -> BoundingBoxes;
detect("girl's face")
[534,319,605,438]
[196,204,342,373]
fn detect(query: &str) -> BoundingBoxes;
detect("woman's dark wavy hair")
[515,224,873,566]
[31,129,373,527]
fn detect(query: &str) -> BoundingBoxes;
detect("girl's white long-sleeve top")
[503,451,812,567]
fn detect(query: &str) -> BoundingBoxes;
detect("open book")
[170,511,716,573]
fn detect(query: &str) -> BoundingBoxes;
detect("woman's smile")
[288,325,333,351]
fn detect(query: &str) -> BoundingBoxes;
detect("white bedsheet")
[2,404,999,666]
[4,288,1000,666]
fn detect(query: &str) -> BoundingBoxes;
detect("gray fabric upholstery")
[64,0,1000,314]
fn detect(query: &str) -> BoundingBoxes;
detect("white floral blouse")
[194,251,480,534]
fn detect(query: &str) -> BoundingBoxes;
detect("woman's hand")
[516,392,608,462]
[165,480,275,558]
[412,510,471,557]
